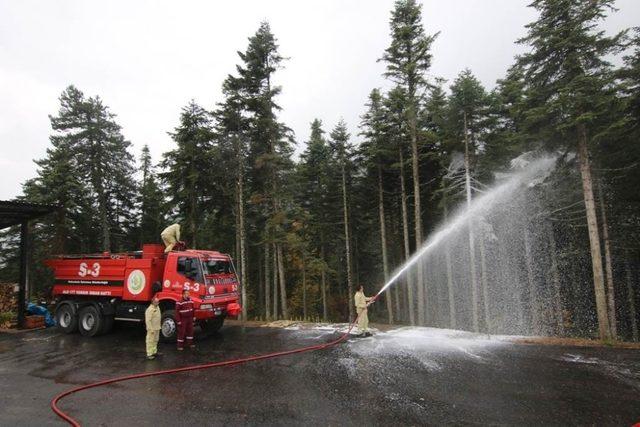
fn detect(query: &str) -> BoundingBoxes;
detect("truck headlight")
[199,304,213,310]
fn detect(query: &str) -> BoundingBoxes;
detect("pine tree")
[237,22,293,319]
[381,0,438,325]
[22,137,85,255]
[360,89,394,323]
[482,65,529,171]
[517,0,625,340]
[423,80,457,327]
[1,85,135,292]
[215,75,251,320]
[48,85,136,252]
[447,69,491,157]
[161,101,215,248]
[298,119,333,321]
[384,86,415,325]
[138,145,166,245]
[329,120,355,321]
[447,70,491,332]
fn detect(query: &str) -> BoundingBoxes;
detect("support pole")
[17,220,29,329]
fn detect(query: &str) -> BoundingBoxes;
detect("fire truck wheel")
[55,304,78,334]
[200,317,224,334]
[101,315,114,334]
[160,310,178,342]
[78,306,104,337]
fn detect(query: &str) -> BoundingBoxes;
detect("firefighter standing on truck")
[175,287,195,350]
[161,223,181,253]
[354,284,374,337]
[145,295,162,360]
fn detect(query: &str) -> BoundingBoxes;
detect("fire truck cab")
[47,244,242,342]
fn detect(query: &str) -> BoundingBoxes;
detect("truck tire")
[200,317,224,334]
[78,306,103,337]
[56,303,78,334]
[160,309,178,343]
[101,315,114,334]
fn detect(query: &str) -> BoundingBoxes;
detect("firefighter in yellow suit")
[161,223,181,253]
[354,285,374,336]
[145,296,161,360]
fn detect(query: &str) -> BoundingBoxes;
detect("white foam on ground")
[345,326,513,369]
[287,324,513,369]
[280,323,516,358]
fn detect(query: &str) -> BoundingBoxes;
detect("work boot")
[146,355,156,360]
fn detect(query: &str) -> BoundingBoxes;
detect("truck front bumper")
[195,299,242,319]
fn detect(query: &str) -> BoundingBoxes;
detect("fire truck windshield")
[202,259,231,275]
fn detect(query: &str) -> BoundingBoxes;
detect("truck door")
[175,256,204,295]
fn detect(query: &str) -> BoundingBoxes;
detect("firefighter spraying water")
[354,285,375,336]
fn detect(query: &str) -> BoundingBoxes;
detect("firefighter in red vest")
[175,287,195,350]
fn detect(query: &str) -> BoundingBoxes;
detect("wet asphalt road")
[0,322,639,427]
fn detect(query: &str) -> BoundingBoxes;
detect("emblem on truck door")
[127,270,146,295]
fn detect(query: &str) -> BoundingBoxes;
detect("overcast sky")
[1,0,638,200]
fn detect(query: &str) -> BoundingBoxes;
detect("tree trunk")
[277,243,288,319]
[546,222,565,335]
[189,179,197,248]
[302,251,307,320]
[100,194,110,252]
[399,146,415,325]
[498,226,523,330]
[443,192,456,329]
[235,208,243,321]
[409,104,425,326]
[523,226,539,334]
[257,248,263,319]
[464,113,479,332]
[321,245,328,321]
[597,180,617,339]
[390,202,403,322]
[273,243,278,320]
[237,138,248,322]
[479,231,491,334]
[378,164,393,324]
[624,252,638,342]
[54,208,67,254]
[577,126,611,340]
[264,243,271,321]
[341,161,354,321]
[235,201,241,260]
[466,222,479,330]
[394,286,401,322]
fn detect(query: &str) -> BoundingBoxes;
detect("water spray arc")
[375,156,557,312]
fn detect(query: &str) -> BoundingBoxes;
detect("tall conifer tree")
[517,0,625,339]
[381,0,438,325]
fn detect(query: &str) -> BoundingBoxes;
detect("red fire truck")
[46,244,242,341]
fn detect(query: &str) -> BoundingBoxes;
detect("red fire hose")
[51,309,372,426]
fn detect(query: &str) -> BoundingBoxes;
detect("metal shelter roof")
[0,200,59,229]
